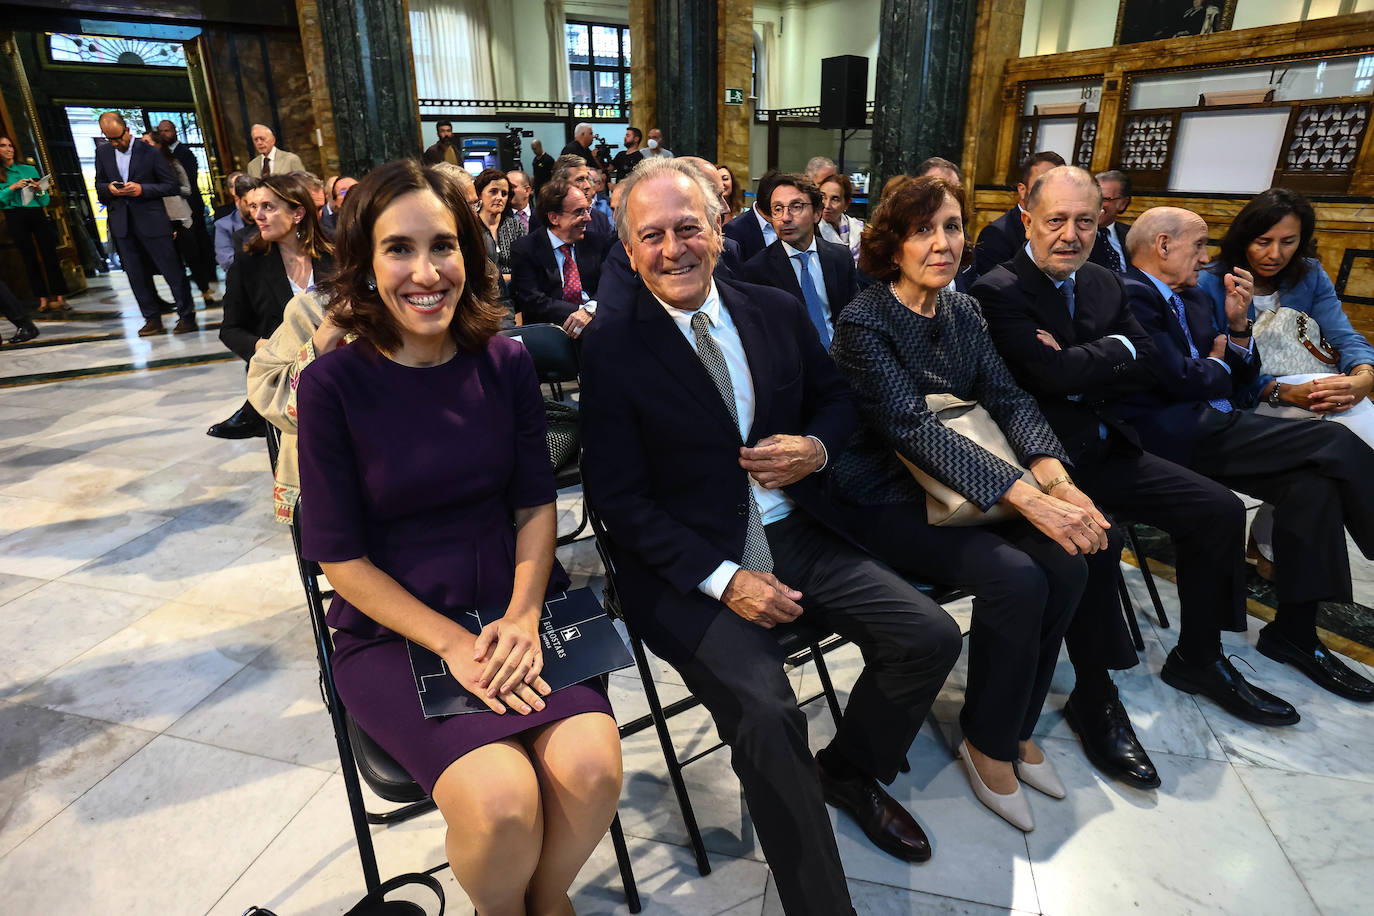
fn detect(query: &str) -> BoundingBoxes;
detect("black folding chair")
[1121,521,1171,630]
[266,425,641,911]
[502,324,587,545]
[586,497,965,878]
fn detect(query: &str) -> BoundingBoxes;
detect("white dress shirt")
[653,281,809,600]
[781,236,833,339]
[547,228,589,304]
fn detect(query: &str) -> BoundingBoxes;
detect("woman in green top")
[0,135,69,312]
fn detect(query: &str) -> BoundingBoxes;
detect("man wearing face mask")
[642,127,673,159]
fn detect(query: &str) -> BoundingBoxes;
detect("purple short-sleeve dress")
[296,335,612,793]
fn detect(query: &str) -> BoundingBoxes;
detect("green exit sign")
[725,88,745,105]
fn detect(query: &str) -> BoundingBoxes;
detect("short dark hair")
[245,171,332,260]
[819,172,853,204]
[859,176,970,282]
[627,127,643,143]
[766,173,822,214]
[232,173,260,199]
[752,169,783,214]
[537,177,580,218]
[323,158,502,355]
[1096,169,1131,196]
[1215,187,1317,291]
[436,120,452,130]
[1020,151,1066,186]
[473,168,508,198]
[915,157,961,181]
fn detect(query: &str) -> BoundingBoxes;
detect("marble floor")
[3,277,1374,915]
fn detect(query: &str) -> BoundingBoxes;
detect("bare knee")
[547,736,623,805]
[436,758,541,839]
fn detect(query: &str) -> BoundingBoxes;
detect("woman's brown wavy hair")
[858,176,970,283]
[322,158,501,355]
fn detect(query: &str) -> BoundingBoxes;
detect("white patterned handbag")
[1252,296,1341,377]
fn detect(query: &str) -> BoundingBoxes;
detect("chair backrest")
[501,323,579,384]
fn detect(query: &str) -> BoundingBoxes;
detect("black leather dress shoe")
[137,319,165,337]
[207,401,267,439]
[817,759,931,863]
[1161,648,1300,726]
[1063,686,1160,789]
[1257,625,1374,703]
[8,323,39,344]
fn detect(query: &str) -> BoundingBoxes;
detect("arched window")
[47,33,187,69]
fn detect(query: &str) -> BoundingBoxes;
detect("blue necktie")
[793,251,831,348]
[1097,227,1123,272]
[1170,292,1233,414]
[1061,276,1075,318]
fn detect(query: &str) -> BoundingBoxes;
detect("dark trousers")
[1072,439,1248,662]
[172,221,214,292]
[671,511,961,916]
[840,500,1087,761]
[0,277,33,327]
[114,229,193,320]
[4,207,68,298]
[1190,410,1374,606]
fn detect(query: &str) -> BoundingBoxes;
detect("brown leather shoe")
[137,319,165,337]
[172,317,199,335]
[817,757,931,862]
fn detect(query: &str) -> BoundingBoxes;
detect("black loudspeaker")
[820,55,868,130]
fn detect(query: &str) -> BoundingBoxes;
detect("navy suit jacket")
[741,237,858,326]
[94,140,180,239]
[579,278,859,661]
[973,205,1025,279]
[1118,267,1261,466]
[972,249,1156,460]
[509,228,605,324]
[1087,221,1131,272]
[723,207,770,261]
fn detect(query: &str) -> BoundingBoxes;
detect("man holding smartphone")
[93,111,196,336]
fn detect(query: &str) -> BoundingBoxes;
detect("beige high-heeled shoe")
[1015,755,1066,799]
[957,739,1033,832]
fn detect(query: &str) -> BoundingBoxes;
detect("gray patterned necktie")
[691,311,774,573]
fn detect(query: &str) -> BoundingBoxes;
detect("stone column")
[295,0,341,178]
[629,0,657,135]
[655,0,717,160]
[716,0,754,186]
[314,0,419,175]
[871,0,979,190]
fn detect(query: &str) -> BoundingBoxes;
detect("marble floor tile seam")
[1227,763,1325,916]
[198,771,340,916]
[149,722,348,777]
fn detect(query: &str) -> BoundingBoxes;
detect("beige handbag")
[1252,296,1340,377]
[896,393,1035,527]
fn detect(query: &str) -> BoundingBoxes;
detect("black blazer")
[94,140,180,240]
[1087,221,1131,272]
[509,228,604,324]
[1117,268,1260,466]
[741,238,858,327]
[723,207,770,261]
[971,249,1156,460]
[220,248,333,362]
[579,278,859,662]
[973,205,1025,279]
[531,153,555,193]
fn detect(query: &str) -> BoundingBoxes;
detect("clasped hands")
[444,608,551,716]
[1287,371,1374,414]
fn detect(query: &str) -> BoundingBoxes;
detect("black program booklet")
[406,587,633,719]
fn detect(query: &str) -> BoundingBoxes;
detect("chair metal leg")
[609,813,641,913]
[810,644,845,726]
[1116,567,1147,653]
[1126,524,1170,629]
[628,632,712,876]
[364,797,437,825]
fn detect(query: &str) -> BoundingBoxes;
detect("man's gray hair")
[1096,169,1132,196]
[614,156,725,245]
[1025,165,1102,212]
[1125,206,1196,258]
[250,123,275,137]
[575,122,593,136]
[805,156,836,178]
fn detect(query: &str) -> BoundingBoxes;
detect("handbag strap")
[344,872,446,915]
[1295,313,1339,365]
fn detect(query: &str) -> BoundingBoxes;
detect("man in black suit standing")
[742,174,857,348]
[95,111,196,336]
[509,178,604,336]
[581,157,960,916]
[973,166,1300,789]
[723,169,782,261]
[157,119,215,287]
[1119,206,1374,702]
[1087,169,1132,273]
[973,150,1065,279]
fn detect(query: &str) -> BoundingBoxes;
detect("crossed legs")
[431,712,622,916]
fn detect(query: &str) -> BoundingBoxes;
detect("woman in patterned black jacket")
[830,177,1117,832]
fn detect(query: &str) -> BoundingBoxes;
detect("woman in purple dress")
[296,159,621,916]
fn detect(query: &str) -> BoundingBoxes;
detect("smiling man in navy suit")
[580,157,960,916]
[94,111,196,335]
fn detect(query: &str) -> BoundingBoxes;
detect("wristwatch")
[1229,318,1253,338]
[1267,381,1284,407]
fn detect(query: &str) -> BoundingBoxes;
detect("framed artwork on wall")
[1115,0,1237,46]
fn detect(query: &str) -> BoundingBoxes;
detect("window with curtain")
[409,0,496,100]
[565,19,630,118]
